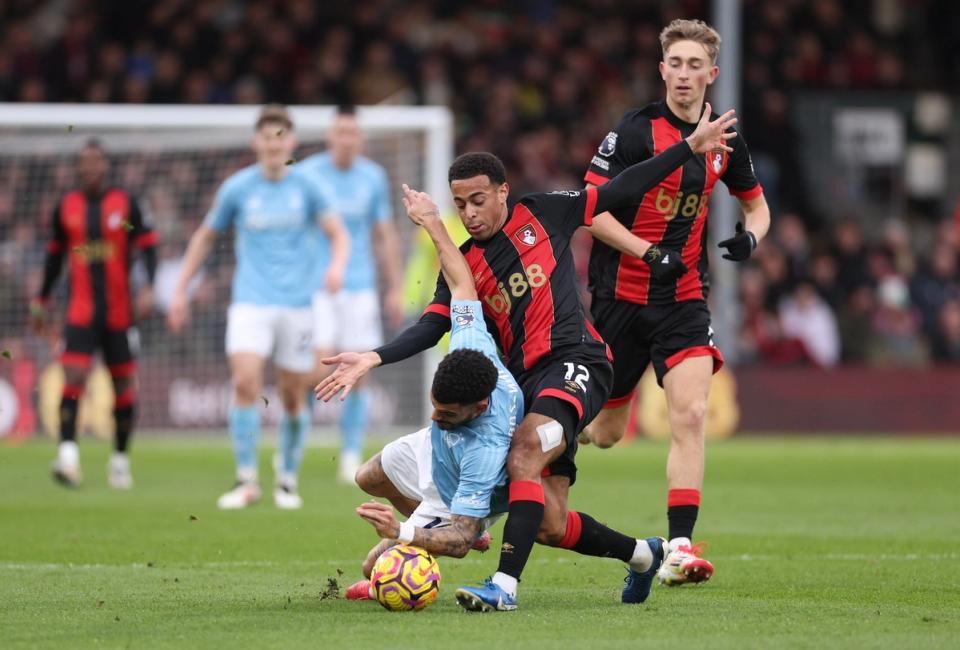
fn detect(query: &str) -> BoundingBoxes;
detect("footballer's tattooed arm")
[362,538,396,578]
[410,515,483,559]
[356,501,483,559]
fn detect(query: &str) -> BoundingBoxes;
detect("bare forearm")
[588,212,652,259]
[326,218,350,273]
[174,227,215,294]
[423,219,476,301]
[741,196,771,242]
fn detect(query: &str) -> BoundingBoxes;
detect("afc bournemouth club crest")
[515,224,537,247]
[710,151,725,174]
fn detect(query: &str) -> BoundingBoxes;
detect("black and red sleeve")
[518,190,599,238]
[584,109,648,187]
[128,195,159,283]
[38,203,66,300]
[722,133,763,201]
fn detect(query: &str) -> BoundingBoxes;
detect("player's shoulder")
[618,103,660,128]
[519,189,585,208]
[354,155,388,178]
[221,164,261,192]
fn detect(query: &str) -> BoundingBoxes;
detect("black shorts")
[519,341,613,485]
[62,324,138,375]
[590,299,723,405]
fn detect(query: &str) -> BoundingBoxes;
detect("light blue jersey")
[203,164,335,307]
[298,152,391,292]
[430,300,523,518]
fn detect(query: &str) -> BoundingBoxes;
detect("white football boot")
[657,540,715,586]
[107,452,134,490]
[216,481,262,509]
[273,483,303,510]
[51,441,82,488]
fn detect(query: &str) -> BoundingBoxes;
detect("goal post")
[0,103,453,439]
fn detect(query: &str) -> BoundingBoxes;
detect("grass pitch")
[1,435,958,649]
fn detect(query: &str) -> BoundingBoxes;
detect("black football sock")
[59,388,81,443]
[667,489,701,541]
[113,404,134,453]
[495,480,545,580]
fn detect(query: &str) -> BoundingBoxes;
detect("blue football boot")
[622,536,667,604]
[454,578,518,612]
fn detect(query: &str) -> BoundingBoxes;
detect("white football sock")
[58,441,79,466]
[628,539,654,572]
[236,466,258,484]
[669,536,692,552]
[491,572,517,598]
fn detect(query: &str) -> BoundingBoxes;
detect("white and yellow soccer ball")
[370,544,441,611]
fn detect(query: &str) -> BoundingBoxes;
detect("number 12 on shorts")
[563,362,589,392]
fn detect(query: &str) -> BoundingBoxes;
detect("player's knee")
[354,457,385,495]
[506,444,541,482]
[232,374,261,403]
[536,518,567,547]
[590,425,624,449]
[63,366,89,388]
[671,399,707,436]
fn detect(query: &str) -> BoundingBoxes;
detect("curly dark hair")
[431,348,499,405]
[448,152,507,185]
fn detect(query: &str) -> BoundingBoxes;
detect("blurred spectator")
[778,281,841,367]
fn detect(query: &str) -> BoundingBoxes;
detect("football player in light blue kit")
[168,104,349,510]
[300,105,404,484]
[321,184,521,599]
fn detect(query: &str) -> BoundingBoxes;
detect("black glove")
[717,222,757,261]
[642,245,687,282]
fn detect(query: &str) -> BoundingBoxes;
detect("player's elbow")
[448,543,471,559]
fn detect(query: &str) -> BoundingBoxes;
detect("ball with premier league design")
[370,544,441,611]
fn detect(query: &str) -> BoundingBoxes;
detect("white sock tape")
[397,520,416,544]
[536,420,564,453]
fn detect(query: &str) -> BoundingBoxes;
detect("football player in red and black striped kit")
[581,19,772,586]
[317,109,736,610]
[31,139,158,490]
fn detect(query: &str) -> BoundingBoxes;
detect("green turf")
[1,436,958,649]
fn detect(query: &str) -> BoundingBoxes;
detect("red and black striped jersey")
[423,188,608,378]
[584,100,763,305]
[45,187,157,329]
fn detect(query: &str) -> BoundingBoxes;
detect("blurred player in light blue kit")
[168,104,349,510]
[299,105,403,483]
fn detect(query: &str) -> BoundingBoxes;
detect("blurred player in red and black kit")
[317,109,736,611]
[31,139,157,490]
[581,19,772,586]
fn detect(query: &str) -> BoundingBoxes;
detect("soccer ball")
[370,544,441,611]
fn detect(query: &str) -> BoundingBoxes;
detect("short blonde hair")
[659,19,721,64]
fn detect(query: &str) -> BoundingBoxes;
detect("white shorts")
[225,303,314,373]
[379,428,501,530]
[312,289,383,352]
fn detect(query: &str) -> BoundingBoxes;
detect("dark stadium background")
[0,0,958,435]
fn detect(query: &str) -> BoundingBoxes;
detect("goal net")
[0,103,453,440]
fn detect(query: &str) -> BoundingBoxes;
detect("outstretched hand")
[685,103,738,154]
[401,183,441,227]
[314,351,380,402]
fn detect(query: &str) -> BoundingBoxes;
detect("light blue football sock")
[229,405,260,480]
[340,389,369,456]
[279,407,310,477]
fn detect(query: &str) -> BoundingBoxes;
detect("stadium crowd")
[1,0,959,367]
